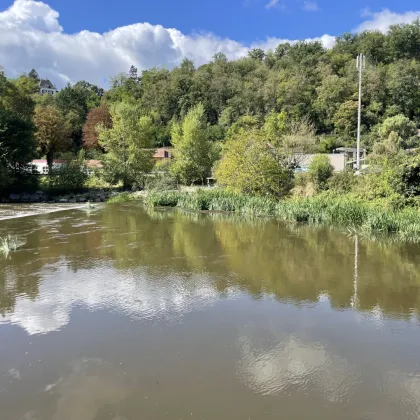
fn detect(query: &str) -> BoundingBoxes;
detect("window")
[42,166,49,174]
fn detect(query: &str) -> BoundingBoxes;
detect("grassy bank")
[145,189,420,242]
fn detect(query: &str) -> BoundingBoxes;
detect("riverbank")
[1,189,118,204]
[145,189,420,242]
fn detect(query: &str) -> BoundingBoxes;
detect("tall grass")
[107,192,138,204]
[146,189,277,216]
[145,189,420,242]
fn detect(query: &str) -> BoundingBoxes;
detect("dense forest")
[2,20,420,196]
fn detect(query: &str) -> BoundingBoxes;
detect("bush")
[328,169,358,194]
[145,173,178,191]
[145,189,420,242]
[107,192,137,203]
[391,154,420,198]
[48,153,88,193]
[308,155,333,192]
[146,190,182,207]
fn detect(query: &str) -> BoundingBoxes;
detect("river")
[1,202,420,420]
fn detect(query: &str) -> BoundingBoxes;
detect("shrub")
[146,190,182,207]
[48,152,88,193]
[328,169,358,194]
[145,173,178,191]
[107,192,137,204]
[308,155,334,192]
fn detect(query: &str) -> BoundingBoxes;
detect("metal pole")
[356,54,364,172]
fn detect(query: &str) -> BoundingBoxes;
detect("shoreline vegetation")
[3,22,420,244]
[143,189,420,243]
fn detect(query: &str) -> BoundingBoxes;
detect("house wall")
[40,88,57,95]
[296,154,346,172]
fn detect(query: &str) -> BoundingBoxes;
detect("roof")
[31,159,102,167]
[335,147,366,153]
[39,79,56,90]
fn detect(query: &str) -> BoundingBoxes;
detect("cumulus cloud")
[2,264,224,335]
[356,8,420,32]
[1,1,420,88]
[237,333,359,401]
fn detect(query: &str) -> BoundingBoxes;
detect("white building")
[295,154,346,172]
[39,79,57,95]
[30,160,102,175]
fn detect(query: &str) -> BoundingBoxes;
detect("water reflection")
[1,204,420,328]
[238,334,358,401]
[1,204,420,419]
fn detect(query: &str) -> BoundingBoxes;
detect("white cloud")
[253,33,335,51]
[1,1,420,89]
[2,263,226,335]
[265,0,285,10]
[356,8,420,32]
[302,1,319,12]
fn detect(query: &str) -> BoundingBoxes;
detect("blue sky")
[0,0,420,86]
[33,0,420,42]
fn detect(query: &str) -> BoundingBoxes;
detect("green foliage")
[308,155,334,191]
[328,169,358,194]
[146,189,420,242]
[390,154,420,198]
[0,106,36,191]
[34,105,72,169]
[170,103,217,184]
[107,192,137,203]
[48,152,88,193]
[215,128,294,197]
[373,114,419,152]
[98,103,155,189]
[146,190,183,207]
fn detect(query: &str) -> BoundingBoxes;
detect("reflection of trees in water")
[0,210,103,317]
[147,209,420,318]
[1,205,420,319]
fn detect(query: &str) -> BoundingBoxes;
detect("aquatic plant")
[107,192,138,204]
[0,235,19,256]
[145,189,420,243]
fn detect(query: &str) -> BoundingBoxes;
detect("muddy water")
[1,203,420,420]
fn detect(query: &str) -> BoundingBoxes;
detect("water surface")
[1,203,420,420]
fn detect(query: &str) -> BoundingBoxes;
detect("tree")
[372,114,419,155]
[248,48,265,62]
[386,60,420,119]
[377,114,418,147]
[0,68,37,190]
[48,151,88,193]
[170,103,217,184]
[215,128,293,197]
[98,103,155,189]
[0,71,35,120]
[332,100,359,138]
[28,69,40,81]
[129,65,139,82]
[34,106,72,170]
[0,107,36,189]
[308,155,334,191]
[82,104,112,150]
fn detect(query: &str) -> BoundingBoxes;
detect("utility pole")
[356,54,366,172]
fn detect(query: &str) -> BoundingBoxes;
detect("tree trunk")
[46,150,54,174]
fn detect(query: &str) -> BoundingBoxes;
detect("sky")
[0,0,420,87]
